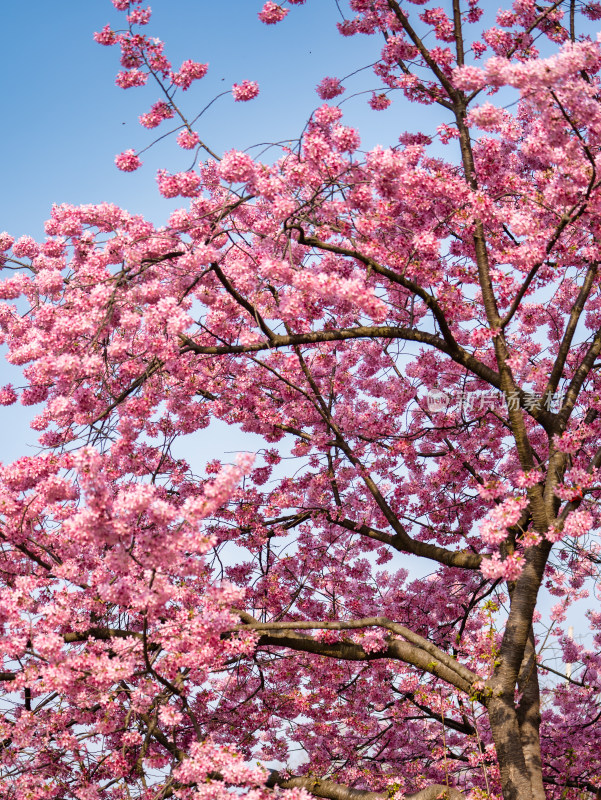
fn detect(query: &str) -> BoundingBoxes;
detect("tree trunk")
[516,628,546,800]
[488,694,535,800]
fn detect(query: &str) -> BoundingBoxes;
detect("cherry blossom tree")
[3,1,601,799]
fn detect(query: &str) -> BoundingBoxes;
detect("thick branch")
[556,324,601,430]
[268,773,465,800]
[544,261,598,399]
[237,612,481,695]
[329,515,482,570]
[385,0,458,101]
[62,627,145,644]
[516,628,545,800]
[179,326,453,356]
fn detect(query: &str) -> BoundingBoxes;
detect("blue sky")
[0,0,448,463]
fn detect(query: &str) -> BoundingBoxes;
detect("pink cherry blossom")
[232,79,260,101]
[368,92,391,110]
[3,3,601,800]
[115,68,148,88]
[11,235,39,258]
[0,384,17,405]
[114,149,142,172]
[316,76,345,99]
[139,100,175,129]
[258,2,289,24]
[171,59,209,90]
[218,150,256,183]
[93,24,117,46]
[177,129,200,149]
[0,232,14,252]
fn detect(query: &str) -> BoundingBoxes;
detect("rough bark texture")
[517,630,546,800]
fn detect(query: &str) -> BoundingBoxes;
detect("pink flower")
[36,269,64,295]
[139,100,174,129]
[480,552,524,581]
[555,425,593,455]
[236,452,255,472]
[369,92,391,110]
[0,233,15,252]
[562,510,593,539]
[452,65,487,91]
[12,236,39,258]
[93,25,117,46]
[258,2,289,24]
[171,60,209,90]
[584,2,601,19]
[127,7,152,25]
[115,69,148,89]
[0,384,17,405]
[232,80,260,101]
[472,40,487,58]
[158,706,184,726]
[313,104,343,126]
[219,151,256,183]
[115,150,142,172]
[316,76,345,100]
[331,125,361,153]
[157,170,180,198]
[515,470,543,489]
[177,130,200,150]
[156,170,201,197]
[480,496,528,545]
[437,123,460,143]
[176,171,201,197]
[421,7,455,42]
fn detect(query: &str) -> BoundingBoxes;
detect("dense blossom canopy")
[3,2,601,799]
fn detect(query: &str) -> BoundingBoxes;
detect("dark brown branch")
[556,325,601,429]
[292,228,463,357]
[506,1,565,59]
[62,627,145,644]
[180,326,451,357]
[385,0,458,101]
[283,230,556,431]
[401,690,476,736]
[328,515,482,570]
[544,261,598,400]
[0,531,53,572]
[93,358,162,424]
[210,262,276,340]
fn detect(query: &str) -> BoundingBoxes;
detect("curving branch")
[179,326,456,358]
[327,515,482,570]
[236,611,482,697]
[556,323,601,429]
[544,260,599,401]
[267,772,465,800]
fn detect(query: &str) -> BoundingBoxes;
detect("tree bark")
[516,629,546,800]
[268,772,465,800]
[488,695,535,800]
